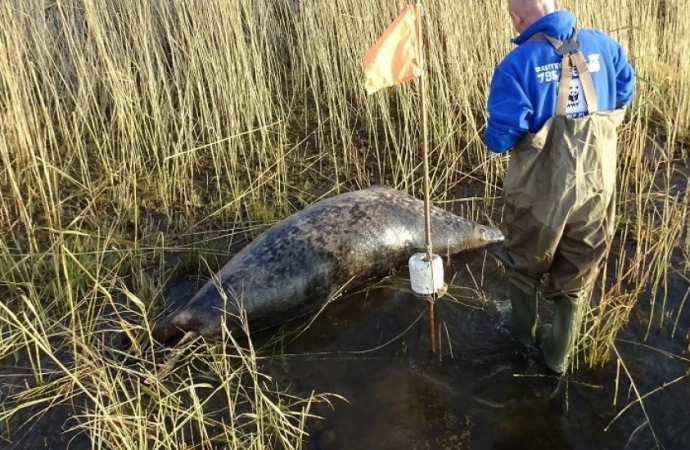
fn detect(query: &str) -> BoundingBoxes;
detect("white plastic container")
[408,252,444,295]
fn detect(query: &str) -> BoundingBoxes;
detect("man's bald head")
[508,0,560,34]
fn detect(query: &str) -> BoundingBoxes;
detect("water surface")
[256,245,690,450]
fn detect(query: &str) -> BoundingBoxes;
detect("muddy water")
[251,244,689,450]
[2,159,689,449]
[3,243,687,450]
[2,250,688,450]
[254,158,690,449]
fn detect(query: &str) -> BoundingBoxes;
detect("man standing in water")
[483,0,635,374]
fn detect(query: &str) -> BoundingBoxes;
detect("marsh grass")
[1,0,689,448]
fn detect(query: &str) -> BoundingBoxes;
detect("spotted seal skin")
[151,185,504,346]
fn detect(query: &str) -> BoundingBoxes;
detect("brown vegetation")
[0,0,688,448]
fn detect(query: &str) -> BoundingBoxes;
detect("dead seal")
[150,185,503,347]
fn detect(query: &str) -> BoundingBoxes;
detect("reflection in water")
[1,245,687,449]
[254,247,689,450]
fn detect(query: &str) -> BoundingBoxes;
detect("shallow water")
[1,248,688,450]
[2,159,689,449]
[254,245,690,450]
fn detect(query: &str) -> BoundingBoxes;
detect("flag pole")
[361,3,439,356]
[417,3,436,356]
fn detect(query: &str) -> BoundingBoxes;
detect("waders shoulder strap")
[529,28,598,116]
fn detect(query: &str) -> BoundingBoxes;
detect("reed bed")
[1,0,689,448]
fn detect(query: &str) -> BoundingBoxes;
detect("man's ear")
[554,0,560,10]
[509,11,523,29]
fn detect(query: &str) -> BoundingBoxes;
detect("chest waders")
[497,29,627,373]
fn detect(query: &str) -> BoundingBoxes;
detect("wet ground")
[1,246,688,450]
[252,244,690,450]
[2,159,689,449]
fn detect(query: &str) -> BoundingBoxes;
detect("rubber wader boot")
[537,296,580,374]
[509,284,538,345]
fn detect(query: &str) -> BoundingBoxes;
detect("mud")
[1,166,689,449]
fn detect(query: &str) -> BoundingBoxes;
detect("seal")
[150,185,504,347]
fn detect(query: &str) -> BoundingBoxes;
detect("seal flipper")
[150,317,185,347]
[145,330,201,384]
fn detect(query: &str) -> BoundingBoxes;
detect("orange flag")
[363,4,423,95]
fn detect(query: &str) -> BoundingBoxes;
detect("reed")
[1,0,688,447]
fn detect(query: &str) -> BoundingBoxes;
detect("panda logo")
[569,84,580,104]
[565,79,587,117]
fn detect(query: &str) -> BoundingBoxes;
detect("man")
[483,0,635,374]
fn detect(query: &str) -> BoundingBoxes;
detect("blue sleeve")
[483,65,532,153]
[614,43,635,108]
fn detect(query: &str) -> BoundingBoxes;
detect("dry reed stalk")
[1,0,688,447]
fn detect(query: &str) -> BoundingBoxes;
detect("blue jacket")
[483,10,635,153]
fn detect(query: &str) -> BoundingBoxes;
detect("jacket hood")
[511,10,577,45]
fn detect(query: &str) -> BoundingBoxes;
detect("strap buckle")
[555,40,580,56]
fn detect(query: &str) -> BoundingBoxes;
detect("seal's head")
[473,224,505,257]
[478,224,505,244]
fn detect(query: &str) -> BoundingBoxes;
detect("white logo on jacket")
[566,54,600,117]
[534,53,601,80]
[566,79,587,117]
[532,53,601,117]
